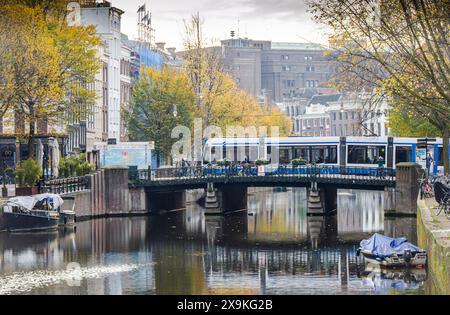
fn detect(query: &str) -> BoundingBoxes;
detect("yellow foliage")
[0,3,100,136]
[188,69,292,136]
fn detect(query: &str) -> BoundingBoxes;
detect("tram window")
[347,145,386,164]
[395,146,412,163]
[279,148,290,164]
[298,147,310,162]
[327,146,338,163]
[292,146,337,164]
[310,146,338,164]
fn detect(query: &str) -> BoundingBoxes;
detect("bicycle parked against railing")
[419,176,434,199]
[433,181,450,217]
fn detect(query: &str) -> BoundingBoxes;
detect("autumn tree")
[0,3,100,155]
[127,66,195,162]
[182,13,227,126]
[0,5,61,138]
[388,100,440,137]
[308,0,450,173]
[208,73,292,136]
[181,12,292,136]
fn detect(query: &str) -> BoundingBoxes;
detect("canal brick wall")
[395,163,423,215]
[61,167,147,220]
[417,198,450,295]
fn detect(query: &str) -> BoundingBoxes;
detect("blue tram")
[205,136,449,176]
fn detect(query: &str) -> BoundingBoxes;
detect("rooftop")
[271,42,326,51]
[309,94,342,105]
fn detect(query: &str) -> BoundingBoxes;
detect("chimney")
[167,47,176,56]
[156,42,166,50]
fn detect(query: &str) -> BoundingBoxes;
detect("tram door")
[415,145,435,175]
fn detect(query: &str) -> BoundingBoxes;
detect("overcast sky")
[113,0,330,50]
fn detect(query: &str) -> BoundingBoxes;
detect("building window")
[236,52,240,57]
[282,65,291,71]
[282,55,289,60]
[339,112,342,120]
[283,79,295,88]
[306,66,315,72]
[235,65,240,70]
[332,113,336,120]
[304,56,313,61]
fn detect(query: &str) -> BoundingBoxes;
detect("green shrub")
[15,158,42,187]
[292,158,307,166]
[255,159,270,166]
[216,159,231,167]
[77,161,94,176]
[59,153,94,178]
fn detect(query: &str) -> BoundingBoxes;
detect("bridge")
[127,165,397,215]
[40,163,420,217]
[129,165,396,191]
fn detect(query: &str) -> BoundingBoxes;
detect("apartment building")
[220,38,337,103]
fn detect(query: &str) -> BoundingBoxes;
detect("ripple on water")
[0,263,153,295]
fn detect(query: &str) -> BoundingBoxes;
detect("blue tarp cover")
[360,233,424,257]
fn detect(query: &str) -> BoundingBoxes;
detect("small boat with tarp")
[0,193,73,232]
[356,233,427,268]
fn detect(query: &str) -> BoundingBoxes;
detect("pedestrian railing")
[129,165,396,186]
[39,175,91,194]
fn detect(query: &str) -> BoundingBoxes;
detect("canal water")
[0,188,431,295]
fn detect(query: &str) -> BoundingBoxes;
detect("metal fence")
[39,176,91,194]
[129,165,396,183]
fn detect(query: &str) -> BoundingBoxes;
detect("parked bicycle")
[419,176,434,199]
[434,181,450,217]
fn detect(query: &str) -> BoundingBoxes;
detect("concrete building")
[296,102,331,137]
[221,38,265,97]
[220,38,337,103]
[79,0,124,142]
[120,41,132,142]
[292,92,390,137]
[276,88,337,134]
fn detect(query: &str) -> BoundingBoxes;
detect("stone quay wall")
[417,198,450,295]
[60,167,147,221]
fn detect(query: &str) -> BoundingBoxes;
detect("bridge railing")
[130,165,396,183]
[39,175,91,194]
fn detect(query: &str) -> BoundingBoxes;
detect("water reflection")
[0,188,430,295]
[360,266,427,294]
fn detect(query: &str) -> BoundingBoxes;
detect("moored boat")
[356,233,427,268]
[0,194,66,232]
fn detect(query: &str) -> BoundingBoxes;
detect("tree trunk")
[443,125,449,175]
[27,103,36,160]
